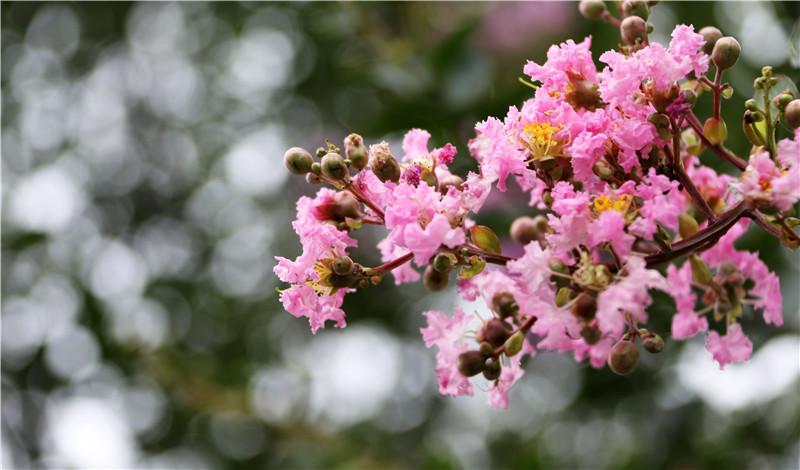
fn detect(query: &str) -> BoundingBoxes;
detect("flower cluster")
[276,1,800,408]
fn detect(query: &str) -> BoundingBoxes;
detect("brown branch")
[671,119,717,223]
[686,112,747,170]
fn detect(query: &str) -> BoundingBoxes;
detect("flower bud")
[775,93,794,110]
[333,191,359,220]
[438,174,464,193]
[483,357,502,381]
[678,213,699,239]
[566,79,603,111]
[555,287,576,307]
[699,26,722,55]
[479,342,494,357]
[370,150,401,183]
[344,134,368,170]
[432,253,453,273]
[680,88,697,106]
[510,216,542,245]
[690,255,713,285]
[479,318,512,348]
[647,113,672,140]
[283,147,314,175]
[321,152,348,180]
[643,333,664,353]
[457,350,486,377]
[711,36,740,70]
[744,98,758,112]
[786,99,800,130]
[593,160,616,180]
[703,117,727,145]
[578,0,606,20]
[571,292,597,321]
[621,0,649,20]
[542,190,554,208]
[332,256,354,276]
[491,291,519,319]
[504,331,525,357]
[607,339,640,375]
[423,265,449,291]
[620,16,647,45]
[306,173,322,185]
[315,147,327,158]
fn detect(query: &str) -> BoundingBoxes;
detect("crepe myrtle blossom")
[275,2,800,409]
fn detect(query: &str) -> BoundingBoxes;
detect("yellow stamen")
[523,121,563,160]
[592,194,634,215]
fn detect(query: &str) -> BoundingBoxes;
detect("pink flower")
[377,238,419,284]
[487,355,525,409]
[507,242,553,295]
[589,210,635,258]
[401,213,465,266]
[667,264,708,339]
[705,324,753,369]
[433,143,457,165]
[524,36,597,94]
[420,308,474,397]
[402,128,431,162]
[740,151,800,211]
[597,256,667,339]
[668,24,709,79]
[279,285,349,334]
[470,117,527,191]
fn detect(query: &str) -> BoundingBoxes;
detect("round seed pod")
[321,152,348,180]
[457,350,485,377]
[607,339,640,375]
[283,147,314,175]
[711,36,741,70]
[699,26,722,55]
[423,265,449,292]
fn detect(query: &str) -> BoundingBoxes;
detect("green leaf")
[458,255,486,280]
[469,225,501,254]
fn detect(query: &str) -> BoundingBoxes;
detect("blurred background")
[2,2,799,469]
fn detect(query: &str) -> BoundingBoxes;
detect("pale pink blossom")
[705,324,753,369]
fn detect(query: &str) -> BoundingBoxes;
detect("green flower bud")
[423,265,449,292]
[786,100,800,130]
[283,147,314,175]
[479,318,512,348]
[620,16,648,45]
[711,36,741,70]
[744,98,759,112]
[643,333,664,353]
[678,213,699,239]
[542,190,554,208]
[479,342,494,357]
[306,173,322,185]
[703,117,728,145]
[690,255,713,285]
[315,147,327,158]
[483,357,502,381]
[593,160,617,180]
[607,339,640,375]
[344,133,368,170]
[503,331,525,357]
[432,253,454,273]
[555,287,576,308]
[571,292,597,321]
[321,153,348,180]
[332,256,354,276]
[647,113,672,140]
[581,325,601,345]
[699,26,723,55]
[458,350,486,377]
[578,0,606,20]
[621,0,649,20]
[775,93,794,110]
[491,291,519,319]
[680,88,697,106]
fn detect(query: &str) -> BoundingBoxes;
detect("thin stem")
[645,201,748,267]
[686,112,747,170]
[600,10,621,27]
[369,252,414,275]
[712,67,722,120]
[347,183,385,220]
[747,210,782,240]
[671,118,717,222]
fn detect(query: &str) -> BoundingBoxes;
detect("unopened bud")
[315,147,327,158]
[593,160,616,180]
[321,153,348,180]
[283,147,314,175]
[542,190,554,208]
[423,265,449,291]
[567,79,603,111]
[343,133,368,170]
[491,291,519,319]
[571,292,597,321]
[678,213,699,239]
[607,339,640,375]
[504,331,525,357]
[457,350,486,377]
[306,173,322,185]
[332,256,354,276]
[555,287,576,307]
[480,318,512,348]
[643,333,664,353]
[510,216,542,245]
[775,93,794,111]
[432,253,453,273]
[483,357,502,381]
[647,113,672,140]
[690,255,713,285]
[711,36,740,70]
[680,88,697,106]
[699,26,722,55]
[370,143,401,183]
[703,117,728,145]
[479,342,494,357]
[438,174,464,193]
[744,98,758,112]
[578,0,606,20]
[621,0,649,20]
[620,16,647,45]
[786,100,800,129]
[581,325,601,345]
